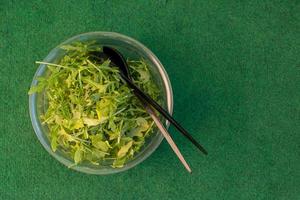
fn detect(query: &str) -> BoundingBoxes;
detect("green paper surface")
[0,0,299,199]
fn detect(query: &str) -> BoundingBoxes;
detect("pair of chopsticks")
[122,74,207,173]
[102,47,208,173]
[123,75,208,155]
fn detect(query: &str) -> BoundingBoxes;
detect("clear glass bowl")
[29,32,173,175]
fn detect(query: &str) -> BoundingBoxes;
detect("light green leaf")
[93,149,108,159]
[51,136,57,152]
[28,85,44,94]
[136,117,149,131]
[83,117,107,127]
[117,141,133,158]
[91,135,109,152]
[74,148,83,164]
[112,157,127,168]
[137,69,150,82]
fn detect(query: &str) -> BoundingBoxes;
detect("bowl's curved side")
[29,32,173,175]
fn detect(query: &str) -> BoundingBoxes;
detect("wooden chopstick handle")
[146,106,192,173]
[136,94,192,173]
[121,74,208,155]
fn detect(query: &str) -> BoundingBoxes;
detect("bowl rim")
[29,31,173,175]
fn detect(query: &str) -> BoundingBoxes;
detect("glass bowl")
[29,32,173,175]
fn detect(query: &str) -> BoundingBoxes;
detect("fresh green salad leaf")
[29,42,160,168]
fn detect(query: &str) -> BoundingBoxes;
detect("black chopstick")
[120,73,208,155]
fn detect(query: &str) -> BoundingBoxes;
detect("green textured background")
[1,0,299,199]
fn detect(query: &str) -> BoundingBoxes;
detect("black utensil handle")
[121,73,208,155]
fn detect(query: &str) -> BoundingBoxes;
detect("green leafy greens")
[29,42,160,168]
